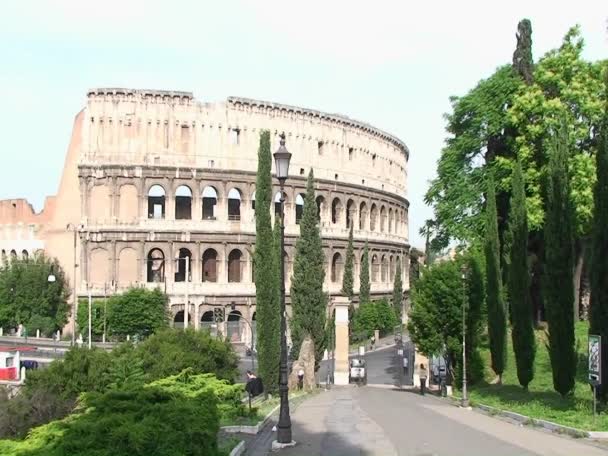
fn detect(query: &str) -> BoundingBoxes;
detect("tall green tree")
[0,252,69,332]
[107,288,168,339]
[290,170,327,366]
[342,224,355,299]
[543,122,577,396]
[359,243,370,304]
[254,130,280,392]
[465,252,486,385]
[508,161,536,389]
[590,71,608,403]
[485,174,507,383]
[392,261,403,319]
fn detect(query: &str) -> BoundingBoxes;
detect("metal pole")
[593,385,597,425]
[277,181,292,444]
[71,228,77,346]
[184,256,190,329]
[88,288,92,349]
[461,273,468,407]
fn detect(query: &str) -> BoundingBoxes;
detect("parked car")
[349,358,367,385]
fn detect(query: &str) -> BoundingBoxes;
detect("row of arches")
[174,309,255,343]
[1,249,31,263]
[330,252,403,284]
[327,198,405,233]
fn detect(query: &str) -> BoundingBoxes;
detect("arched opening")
[331,198,343,225]
[175,248,192,282]
[370,204,378,231]
[1,250,6,264]
[148,185,166,219]
[227,310,243,342]
[147,248,165,283]
[380,206,387,232]
[228,188,242,221]
[390,255,395,280]
[359,202,368,230]
[200,311,216,336]
[175,185,192,220]
[202,186,218,220]
[371,254,380,282]
[274,191,286,216]
[118,248,138,286]
[228,249,243,283]
[388,208,394,233]
[381,255,388,282]
[295,194,305,224]
[331,252,343,283]
[346,199,356,229]
[202,249,218,282]
[315,196,325,222]
[21,250,29,260]
[173,310,192,330]
[251,312,257,348]
[251,192,256,211]
[10,250,17,259]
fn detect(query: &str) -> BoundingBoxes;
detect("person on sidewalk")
[403,356,408,376]
[419,363,427,395]
[370,335,376,351]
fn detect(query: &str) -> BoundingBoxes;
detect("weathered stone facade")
[0,89,410,342]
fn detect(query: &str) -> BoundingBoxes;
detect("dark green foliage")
[342,225,355,299]
[359,243,370,304]
[590,73,608,402]
[107,288,169,339]
[543,123,577,396]
[76,297,106,339]
[255,130,280,392]
[25,315,57,338]
[392,261,403,318]
[290,170,327,366]
[0,253,69,332]
[465,252,486,385]
[133,329,239,383]
[352,299,399,339]
[106,353,145,390]
[512,19,534,84]
[508,161,536,389]
[485,175,507,379]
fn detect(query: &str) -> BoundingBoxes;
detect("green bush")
[352,299,399,339]
[25,315,56,338]
[107,288,169,339]
[76,298,106,340]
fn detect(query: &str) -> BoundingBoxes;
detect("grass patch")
[218,435,241,456]
[467,321,608,431]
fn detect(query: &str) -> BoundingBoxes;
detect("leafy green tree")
[392,261,403,318]
[485,174,507,382]
[590,71,608,403]
[508,161,536,389]
[0,253,69,331]
[76,298,106,340]
[107,288,169,339]
[359,243,370,304]
[290,170,327,366]
[106,353,145,390]
[342,224,355,299]
[255,130,280,391]
[543,122,577,396]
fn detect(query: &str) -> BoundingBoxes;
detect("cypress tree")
[254,130,280,392]
[465,252,486,384]
[508,160,536,389]
[392,261,403,319]
[543,122,576,396]
[485,174,507,383]
[290,170,327,365]
[359,243,371,304]
[590,72,608,402]
[342,225,355,299]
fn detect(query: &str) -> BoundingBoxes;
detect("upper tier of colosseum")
[83,88,409,199]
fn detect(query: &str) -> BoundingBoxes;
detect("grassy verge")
[467,321,607,431]
[218,435,241,456]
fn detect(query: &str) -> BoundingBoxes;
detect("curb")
[229,440,246,456]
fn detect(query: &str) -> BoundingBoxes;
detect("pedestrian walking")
[370,335,376,351]
[297,368,305,390]
[419,363,428,396]
[403,356,408,375]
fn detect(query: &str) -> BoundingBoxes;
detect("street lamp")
[47,264,56,283]
[66,223,83,346]
[274,132,292,445]
[460,263,469,408]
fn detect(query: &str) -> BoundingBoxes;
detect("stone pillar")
[333,296,350,386]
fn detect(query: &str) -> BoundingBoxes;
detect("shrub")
[25,315,56,338]
[352,299,399,339]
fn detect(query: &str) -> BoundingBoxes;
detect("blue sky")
[0,0,606,247]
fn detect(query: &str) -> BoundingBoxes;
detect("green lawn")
[468,321,607,431]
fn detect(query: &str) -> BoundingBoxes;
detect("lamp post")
[274,132,292,444]
[460,263,469,408]
[66,223,83,346]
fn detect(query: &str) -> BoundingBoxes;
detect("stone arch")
[200,310,216,336]
[295,194,305,224]
[173,310,192,330]
[371,254,380,282]
[251,192,256,211]
[119,184,138,222]
[274,191,287,216]
[388,208,394,233]
[228,188,242,221]
[381,254,388,282]
[148,185,166,219]
[90,248,110,286]
[147,248,165,283]
[346,199,356,229]
[21,250,29,260]
[175,185,193,220]
[118,247,138,286]
[202,186,219,220]
[10,250,17,259]
[331,197,343,225]
[175,247,192,282]
[331,252,343,283]
[359,202,368,230]
[390,255,395,280]
[202,248,218,282]
[226,310,243,342]
[380,206,387,232]
[370,204,378,231]
[315,195,325,222]
[228,249,243,283]
[90,184,110,222]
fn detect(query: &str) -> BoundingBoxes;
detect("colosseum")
[0,88,410,343]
